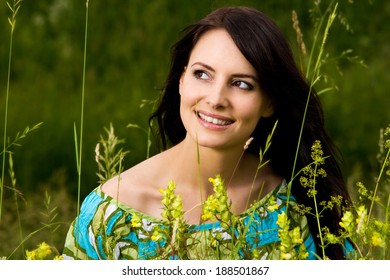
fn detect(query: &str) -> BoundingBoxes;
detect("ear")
[179,66,187,95]
[261,100,274,118]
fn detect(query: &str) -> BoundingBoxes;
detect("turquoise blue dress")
[62,180,318,260]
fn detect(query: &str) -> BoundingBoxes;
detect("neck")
[172,137,252,194]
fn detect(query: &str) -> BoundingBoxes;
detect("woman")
[63,6,351,260]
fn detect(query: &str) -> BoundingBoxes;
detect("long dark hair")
[149,6,351,259]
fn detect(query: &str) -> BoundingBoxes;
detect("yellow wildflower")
[276,212,288,229]
[171,194,184,219]
[25,250,37,260]
[297,244,309,259]
[131,213,142,228]
[209,237,219,248]
[201,212,212,221]
[202,195,217,221]
[26,242,52,260]
[160,180,183,221]
[267,196,279,212]
[151,227,164,242]
[311,140,325,165]
[252,249,260,259]
[355,205,367,234]
[36,242,52,259]
[203,175,233,230]
[339,210,354,234]
[281,252,293,260]
[371,231,385,247]
[324,232,339,244]
[290,227,303,244]
[276,211,308,260]
[267,204,279,212]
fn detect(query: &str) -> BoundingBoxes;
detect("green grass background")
[0,0,388,259]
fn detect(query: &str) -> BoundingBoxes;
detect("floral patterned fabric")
[62,181,318,260]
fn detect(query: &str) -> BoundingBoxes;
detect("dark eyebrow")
[233,73,259,83]
[191,62,215,72]
[190,62,259,83]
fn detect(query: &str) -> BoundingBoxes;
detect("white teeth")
[198,112,232,126]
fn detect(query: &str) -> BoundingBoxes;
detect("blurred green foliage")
[0,0,389,201]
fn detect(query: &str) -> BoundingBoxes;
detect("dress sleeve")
[62,190,138,260]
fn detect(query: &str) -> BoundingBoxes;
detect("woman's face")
[179,28,273,152]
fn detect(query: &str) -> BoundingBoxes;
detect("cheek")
[179,80,200,106]
[179,85,197,120]
[179,89,194,109]
[236,97,264,122]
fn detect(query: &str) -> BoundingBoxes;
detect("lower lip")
[197,114,233,131]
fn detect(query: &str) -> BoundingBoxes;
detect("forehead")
[188,28,256,74]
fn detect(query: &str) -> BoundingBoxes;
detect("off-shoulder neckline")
[94,179,287,225]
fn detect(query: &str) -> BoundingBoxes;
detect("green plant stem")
[305,0,336,79]
[245,121,278,210]
[116,152,124,205]
[76,0,89,215]
[7,222,64,259]
[287,3,338,210]
[194,102,211,258]
[7,153,24,255]
[312,164,326,259]
[0,29,12,225]
[73,1,89,259]
[385,192,390,259]
[146,99,157,159]
[368,147,390,221]
[195,102,203,203]
[1,0,21,224]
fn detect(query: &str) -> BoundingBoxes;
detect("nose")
[206,82,228,109]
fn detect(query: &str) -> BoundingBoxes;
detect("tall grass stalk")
[1,0,22,224]
[7,222,63,259]
[304,0,337,80]
[286,3,339,260]
[304,4,338,259]
[127,98,157,159]
[74,0,90,217]
[385,192,390,258]
[311,161,325,258]
[368,146,390,221]
[195,101,209,257]
[287,2,338,204]
[95,123,129,185]
[8,153,24,254]
[71,0,90,259]
[245,121,278,211]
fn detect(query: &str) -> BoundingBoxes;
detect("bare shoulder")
[100,151,172,217]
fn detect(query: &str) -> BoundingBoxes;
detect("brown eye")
[232,80,253,91]
[193,70,209,80]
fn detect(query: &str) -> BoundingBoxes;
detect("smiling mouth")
[197,112,234,126]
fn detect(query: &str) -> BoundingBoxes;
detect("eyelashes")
[192,69,255,91]
[193,69,209,80]
[231,80,254,90]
